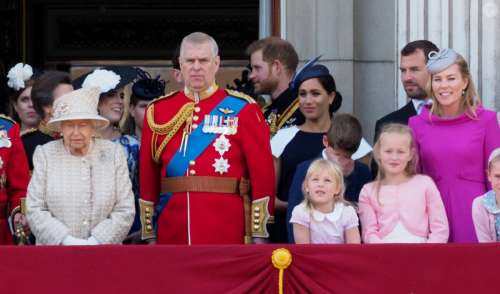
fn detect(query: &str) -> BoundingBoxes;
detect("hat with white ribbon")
[426,48,459,74]
[47,87,109,131]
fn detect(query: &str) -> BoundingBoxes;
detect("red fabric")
[140,89,275,244]
[0,121,30,244]
[1,244,499,293]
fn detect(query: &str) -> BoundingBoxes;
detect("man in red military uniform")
[0,115,31,244]
[139,32,275,244]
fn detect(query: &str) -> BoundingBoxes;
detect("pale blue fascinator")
[426,48,459,74]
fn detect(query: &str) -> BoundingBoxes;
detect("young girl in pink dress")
[472,148,500,242]
[359,124,449,243]
[290,159,361,244]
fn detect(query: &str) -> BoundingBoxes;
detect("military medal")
[212,157,230,174]
[202,115,238,135]
[0,130,11,148]
[213,134,231,156]
[212,134,231,174]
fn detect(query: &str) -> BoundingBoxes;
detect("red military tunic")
[0,115,30,244]
[139,87,275,244]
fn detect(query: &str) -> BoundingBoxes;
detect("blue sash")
[166,95,247,177]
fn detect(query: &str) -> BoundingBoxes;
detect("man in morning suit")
[372,40,439,177]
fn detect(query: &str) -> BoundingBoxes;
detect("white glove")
[87,236,99,245]
[62,236,100,245]
[62,235,91,245]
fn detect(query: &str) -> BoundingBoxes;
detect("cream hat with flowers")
[47,87,109,131]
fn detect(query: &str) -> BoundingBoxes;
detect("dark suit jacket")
[371,101,417,178]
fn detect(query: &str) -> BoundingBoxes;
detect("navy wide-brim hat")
[293,64,342,113]
[73,65,138,94]
[131,69,166,101]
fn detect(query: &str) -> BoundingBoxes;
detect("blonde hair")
[301,159,346,210]
[427,53,481,118]
[488,148,500,171]
[373,123,417,204]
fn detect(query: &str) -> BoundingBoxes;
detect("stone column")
[396,0,500,110]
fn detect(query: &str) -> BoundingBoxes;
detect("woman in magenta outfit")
[409,48,500,243]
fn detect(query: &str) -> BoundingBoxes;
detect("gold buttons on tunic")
[192,123,198,129]
[193,115,199,121]
[194,107,201,113]
[189,160,196,166]
[189,170,196,175]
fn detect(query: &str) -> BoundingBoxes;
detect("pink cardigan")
[471,194,497,242]
[359,174,449,243]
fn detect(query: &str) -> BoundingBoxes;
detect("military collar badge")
[218,107,234,115]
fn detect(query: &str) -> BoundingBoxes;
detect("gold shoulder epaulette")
[147,90,178,107]
[226,89,256,104]
[0,114,16,124]
[21,128,37,137]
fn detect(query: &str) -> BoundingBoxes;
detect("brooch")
[212,134,231,174]
[212,157,230,175]
[0,131,11,148]
[213,134,231,156]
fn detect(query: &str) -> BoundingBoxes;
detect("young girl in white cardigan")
[472,148,500,242]
[290,159,361,244]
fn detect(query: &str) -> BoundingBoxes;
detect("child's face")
[378,133,413,177]
[488,161,500,194]
[305,170,341,207]
[325,147,354,175]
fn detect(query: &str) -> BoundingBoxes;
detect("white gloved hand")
[62,235,90,245]
[87,236,99,245]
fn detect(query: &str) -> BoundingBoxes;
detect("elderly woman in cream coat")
[26,87,135,245]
